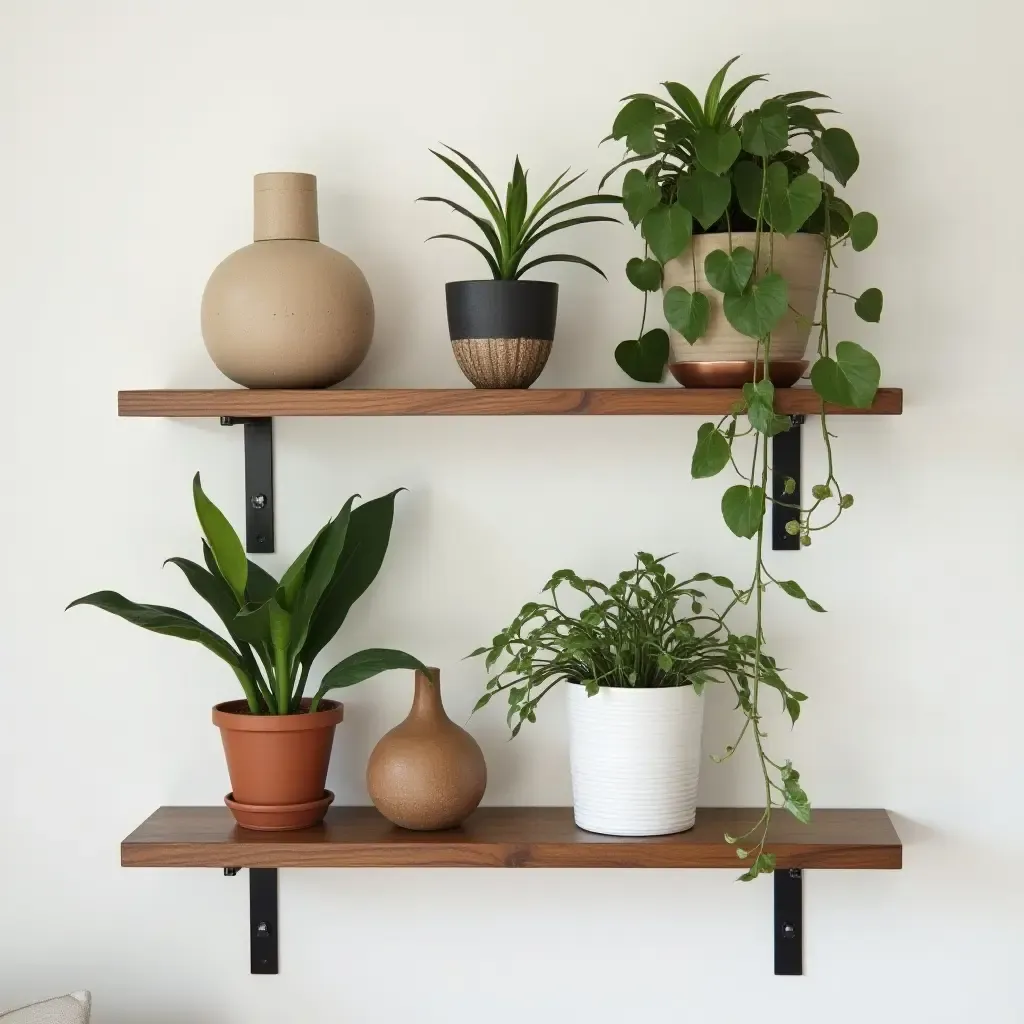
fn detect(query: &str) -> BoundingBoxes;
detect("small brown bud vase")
[367,668,486,830]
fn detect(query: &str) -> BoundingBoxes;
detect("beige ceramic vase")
[201,172,374,388]
[367,668,486,830]
[663,231,825,387]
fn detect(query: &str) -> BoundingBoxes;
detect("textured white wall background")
[3,1,1022,1020]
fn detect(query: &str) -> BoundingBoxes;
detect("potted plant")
[68,474,425,831]
[605,56,881,390]
[419,146,619,388]
[471,554,806,873]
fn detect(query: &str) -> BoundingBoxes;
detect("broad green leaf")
[732,161,764,221]
[268,596,291,656]
[854,287,883,322]
[245,557,280,605]
[67,590,242,668]
[193,473,247,603]
[694,126,741,174]
[743,379,791,436]
[703,55,741,122]
[675,166,732,230]
[810,341,880,408]
[691,423,731,478]
[626,256,662,292]
[849,211,878,251]
[723,273,788,338]
[621,169,662,226]
[812,127,860,185]
[279,524,327,611]
[740,101,788,157]
[662,82,705,126]
[787,105,824,133]
[721,485,766,538]
[301,489,404,666]
[663,286,710,343]
[777,579,806,599]
[232,598,272,645]
[641,202,693,264]
[612,97,661,152]
[704,246,754,296]
[785,791,812,823]
[314,648,428,704]
[614,329,669,383]
[765,163,822,235]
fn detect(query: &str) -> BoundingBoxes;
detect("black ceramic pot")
[445,280,558,389]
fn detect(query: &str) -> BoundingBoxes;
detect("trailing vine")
[605,58,883,878]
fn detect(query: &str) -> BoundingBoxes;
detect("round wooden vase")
[201,172,374,388]
[367,668,486,830]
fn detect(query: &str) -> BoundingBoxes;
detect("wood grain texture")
[117,387,904,418]
[121,806,902,870]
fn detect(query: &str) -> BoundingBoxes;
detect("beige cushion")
[0,992,90,1023]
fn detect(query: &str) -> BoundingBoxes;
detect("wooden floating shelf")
[117,387,904,418]
[122,806,902,870]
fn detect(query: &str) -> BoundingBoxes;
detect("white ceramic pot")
[566,682,704,836]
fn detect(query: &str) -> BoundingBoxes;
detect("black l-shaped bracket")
[771,415,804,551]
[225,867,279,974]
[774,867,804,974]
[220,417,275,554]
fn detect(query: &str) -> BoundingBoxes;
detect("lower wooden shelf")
[122,805,901,870]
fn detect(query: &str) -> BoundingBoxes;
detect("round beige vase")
[201,172,374,389]
[662,231,825,388]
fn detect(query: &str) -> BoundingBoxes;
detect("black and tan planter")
[445,280,558,389]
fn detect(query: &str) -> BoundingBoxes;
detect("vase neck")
[253,171,319,242]
[409,668,448,723]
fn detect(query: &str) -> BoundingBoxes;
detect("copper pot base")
[224,789,335,831]
[669,360,809,388]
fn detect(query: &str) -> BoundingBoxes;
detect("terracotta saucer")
[225,790,334,831]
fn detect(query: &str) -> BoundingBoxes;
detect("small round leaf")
[854,287,883,322]
[849,211,878,251]
[626,256,663,292]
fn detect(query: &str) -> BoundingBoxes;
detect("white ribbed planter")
[567,683,704,836]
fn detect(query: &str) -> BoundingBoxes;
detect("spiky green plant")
[419,145,620,280]
[68,474,425,714]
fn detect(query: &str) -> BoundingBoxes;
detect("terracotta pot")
[662,231,825,387]
[201,172,374,389]
[445,280,557,388]
[367,668,486,830]
[213,698,343,831]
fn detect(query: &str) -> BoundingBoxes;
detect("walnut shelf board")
[122,806,901,870]
[117,388,903,418]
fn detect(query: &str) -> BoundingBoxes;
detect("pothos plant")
[599,58,884,878]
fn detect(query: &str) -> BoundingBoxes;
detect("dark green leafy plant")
[68,474,425,715]
[601,58,884,878]
[419,145,620,280]
[470,553,808,880]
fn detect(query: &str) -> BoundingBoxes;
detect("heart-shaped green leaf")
[615,328,669,383]
[849,211,878,251]
[741,100,788,157]
[695,126,741,174]
[612,97,666,155]
[691,422,731,478]
[743,380,792,436]
[854,287,883,322]
[675,166,732,230]
[723,273,788,338]
[765,163,822,235]
[810,341,880,408]
[663,286,710,343]
[622,169,662,226]
[704,246,754,296]
[721,484,766,538]
[641,202,693,264]
[812,127,860,185]
[787,105,823,133]
[626,256,663,291]
[733,161,764,220]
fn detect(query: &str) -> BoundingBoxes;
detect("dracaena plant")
[600,58,885,878]
[68,474,425,715]
[470,553,808,881]
[418,145,620,280]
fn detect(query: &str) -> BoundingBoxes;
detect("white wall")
[3,1,1022,1020]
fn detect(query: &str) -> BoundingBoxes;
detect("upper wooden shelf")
[117,387,904,418]
[122,806,902,870]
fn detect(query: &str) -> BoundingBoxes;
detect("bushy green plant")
[471,553,808,880]
[68,474,425,714]
[419,145,620,280]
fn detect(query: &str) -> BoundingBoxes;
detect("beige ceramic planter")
[201,172,374,389]
[663,232,825,387]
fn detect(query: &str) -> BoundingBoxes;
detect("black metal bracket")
[220,417,275,554]
[225,867,279,974]
[771,415,804,551]
[774,868,803,975]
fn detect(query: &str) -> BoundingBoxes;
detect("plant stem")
[274,645,290,715]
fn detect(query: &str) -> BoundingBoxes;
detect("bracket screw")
[782,922,797,938]
[250,494,267,510]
